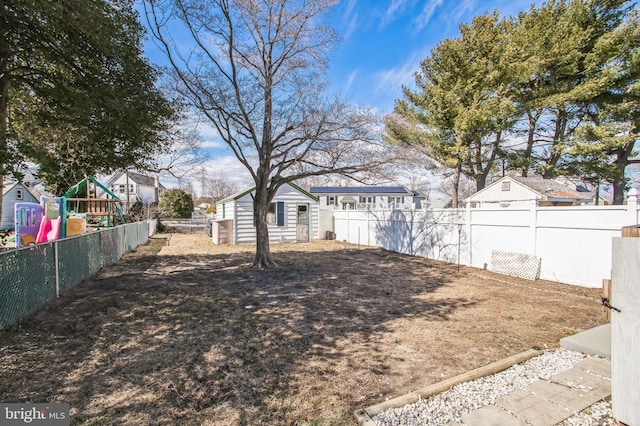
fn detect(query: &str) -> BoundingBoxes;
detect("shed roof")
[309,186,414,195]
[218,181,318,204]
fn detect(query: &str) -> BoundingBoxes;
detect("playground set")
[13,177,124,248]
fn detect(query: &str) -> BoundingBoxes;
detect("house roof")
[218,181,318,204]
[2,181,38,199]
[467,176,593,203]
[309,186,415,196]
[104,170,166,189]
[510,176,592,201]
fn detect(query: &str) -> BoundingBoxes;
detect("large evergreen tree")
[568,1,640,203]
[387,12,516,205]
[387,0,639,205]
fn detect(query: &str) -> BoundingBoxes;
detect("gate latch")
[602,297,621,313]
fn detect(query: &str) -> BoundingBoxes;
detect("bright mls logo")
[1,404,69,425]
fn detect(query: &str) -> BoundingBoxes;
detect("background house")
[213,182,319,244]
[1,181,39,230]
[466,176,594,208]
[104,171,165,211]
[309,186,425,210]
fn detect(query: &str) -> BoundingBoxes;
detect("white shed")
[2,182,39,230]
[213,182,319,244]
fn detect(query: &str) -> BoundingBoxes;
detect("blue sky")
[324,0,535,113]
[142,0,537,191]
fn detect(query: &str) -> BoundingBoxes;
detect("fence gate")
[611,237,640,425]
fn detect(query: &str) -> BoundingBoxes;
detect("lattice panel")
[491,250,541,281]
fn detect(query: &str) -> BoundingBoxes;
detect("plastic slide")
[36,216,62,243]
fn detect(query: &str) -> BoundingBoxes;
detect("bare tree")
[148,117,209,181]
[145,0,385,268]
[205,172,238,202]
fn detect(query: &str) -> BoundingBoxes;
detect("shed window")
[16,189,23,200]
[267,202,285,226]
[502,181,511,191]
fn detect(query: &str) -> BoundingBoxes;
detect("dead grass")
[0,233,605,425]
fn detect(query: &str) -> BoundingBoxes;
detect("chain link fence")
[0,220,157,329]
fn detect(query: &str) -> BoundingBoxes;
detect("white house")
[309,186,425,210]
[104,171,165,208]
[466,176,594,208]
[213,182,319,244]
[2,181,39,230]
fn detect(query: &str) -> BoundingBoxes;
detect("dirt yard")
[0,233,605,425]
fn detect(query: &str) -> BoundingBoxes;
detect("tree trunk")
[476,131,502,191]
[252,178,278,269]
[543,108,568,178]
[451,160,461,208]
[612,120,639,205]
[612,181,625,205]
[521,111,539,177]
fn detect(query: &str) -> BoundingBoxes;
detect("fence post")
[54,241,60,298]
[530,200,538,256]
[465,201,472,267]
[627,189,639,224]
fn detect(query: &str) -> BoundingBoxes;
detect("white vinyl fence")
[330,191,640,288]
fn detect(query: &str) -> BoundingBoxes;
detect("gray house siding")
[2,183,39,230]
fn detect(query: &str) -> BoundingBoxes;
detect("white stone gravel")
[373,349,614,426]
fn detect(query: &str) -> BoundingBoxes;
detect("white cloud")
[161,155,252,193]
[345,70,358,92]
[414,0,444,32]
[339,0,359,40]
[380,0,411,29]
[196,122,226,149]
[204,156,252,187]
[374,49,425,95]
[449,0,478,24]
[343,0,357,16]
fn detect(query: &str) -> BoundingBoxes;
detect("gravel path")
[373,349,615,426]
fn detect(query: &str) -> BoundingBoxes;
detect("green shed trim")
[218,181,318,204]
